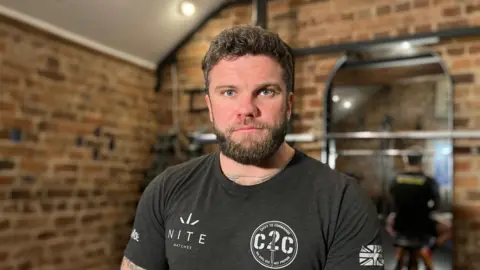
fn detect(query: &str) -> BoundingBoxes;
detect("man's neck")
[219,143,295,186]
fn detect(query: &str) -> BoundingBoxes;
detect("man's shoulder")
[167,153,216,173]
[292,150,356,191]
[148,153,217,187]
[293,150,376,221]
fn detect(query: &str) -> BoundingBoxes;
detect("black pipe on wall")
[253,0,267,29]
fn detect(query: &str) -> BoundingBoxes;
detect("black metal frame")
[340,52,438,69]
[253,0,267,28]
[293,27,480,56]
[321,56,348,164]
[187,88,209,113]
[322,48,458,165]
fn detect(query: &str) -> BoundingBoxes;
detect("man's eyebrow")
[214,85,237,91]
[214,83,282,91]
[257,83,282,90]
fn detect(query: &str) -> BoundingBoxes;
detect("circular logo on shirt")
[250,221,298,269]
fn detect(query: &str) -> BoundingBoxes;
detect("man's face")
[205,55,293,165]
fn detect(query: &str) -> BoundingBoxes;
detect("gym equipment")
[143,128,208,190]
[143,132,177,190]
[190,130,480,143]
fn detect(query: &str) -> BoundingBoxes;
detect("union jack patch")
[359,245,384,267]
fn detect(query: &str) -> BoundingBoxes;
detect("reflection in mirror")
[327,46,453,270]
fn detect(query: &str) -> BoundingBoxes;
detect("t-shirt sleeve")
[123,173,169,269]
[324,179,385,270]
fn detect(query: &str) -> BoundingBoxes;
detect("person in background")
[387,147,452,270]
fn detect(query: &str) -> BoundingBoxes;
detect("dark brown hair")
[201,24,294,94]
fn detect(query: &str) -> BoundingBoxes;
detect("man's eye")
[222,90,235,96]
[259,89,274,96]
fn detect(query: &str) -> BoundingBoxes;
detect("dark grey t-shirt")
[124,150,384,269]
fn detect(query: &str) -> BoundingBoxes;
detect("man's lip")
[235,127,260,131]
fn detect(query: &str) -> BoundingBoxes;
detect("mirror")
[325,43,453,270]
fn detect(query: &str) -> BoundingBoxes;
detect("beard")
[213,113,289,165]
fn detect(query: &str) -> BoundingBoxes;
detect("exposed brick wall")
[0,15,171,269]
[434,36,480,270]
[158,0,480,269]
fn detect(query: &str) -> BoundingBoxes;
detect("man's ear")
[205,94,213,122]
[287,92,294,121]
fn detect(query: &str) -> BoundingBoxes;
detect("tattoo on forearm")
[121,257,145,270]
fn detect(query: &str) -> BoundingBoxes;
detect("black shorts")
[394,216,437,238]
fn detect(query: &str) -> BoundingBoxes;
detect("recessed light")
[343,101,352,109]
[180,1,196,16]
[401,41,411,50]
[332,95,339,102]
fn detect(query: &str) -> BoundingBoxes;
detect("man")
[387,148,451,270]
[121,25,384,270]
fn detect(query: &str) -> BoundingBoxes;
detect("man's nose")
[236,95,258,117]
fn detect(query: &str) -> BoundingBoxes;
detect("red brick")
[452,58,473,71]
[15,217,48,229]
[443,6,462,17]
[0,251,8,261]
[453,73,475,84]
[0,101,17,113]
[438,19,469,30]
[54,216,76,227]
[456,159,473,171]
[413,0,429,8]
[0,74,20,86]
[466,4,480,14]
[0,219,10,231]
[54,164,77,173]
[447,47,465,56]
[0,116,33,130]
[307,98,322,108]
[0,176,14,185]
[50,240,74,253]
[469,44,480,54]
[455,205,480,218]
[20,159,48,174]
[69,149,89,160]
[467,191,480,201]
[47,189,73,198]
[414,24,432,33]
[396,2,411,12]
[81,213,102,224]
[376,5,391,16]
[82,113,104,125]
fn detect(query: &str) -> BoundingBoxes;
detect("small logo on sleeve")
[359,245,384,266]
[130,229,139,242]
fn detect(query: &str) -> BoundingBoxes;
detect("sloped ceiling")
[0,0,227,69]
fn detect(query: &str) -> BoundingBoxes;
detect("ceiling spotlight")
[343,101,352,109]
[401,41,411,50]
[332,95,340,102]
[180,1,196,16]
